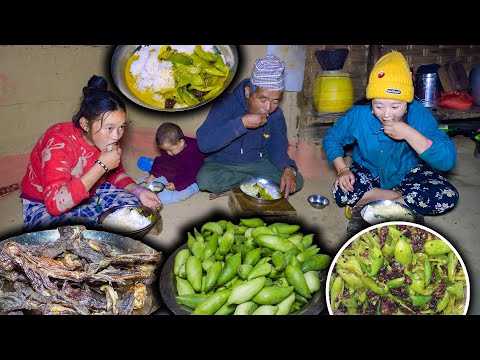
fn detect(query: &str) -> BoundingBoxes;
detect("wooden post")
[367,45,383,76]
[360,45,383,101]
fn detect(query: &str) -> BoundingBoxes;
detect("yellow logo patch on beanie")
[366,51,414,102]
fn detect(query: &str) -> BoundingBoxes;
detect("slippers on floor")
[345,205,352,220]
[137,157,154,172]
[0,183,20,197]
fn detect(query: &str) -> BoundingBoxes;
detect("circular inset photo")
[326,222,470,315]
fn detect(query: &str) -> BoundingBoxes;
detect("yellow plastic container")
[313,71,354,113]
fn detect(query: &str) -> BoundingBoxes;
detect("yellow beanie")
[366,51,413,102]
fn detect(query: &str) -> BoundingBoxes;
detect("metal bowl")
[360,200,415,225]
[111,45,239,112]
[97,204,160,239]
[308,194,330,209]
[138,180,165,193]
[0,227,163,315]
[159,243,327,315]
[238,176,283,205]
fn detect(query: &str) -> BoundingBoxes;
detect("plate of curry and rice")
[239,176,284,205]
[111,45,239,111]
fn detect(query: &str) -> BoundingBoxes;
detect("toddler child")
[138,123,204,205]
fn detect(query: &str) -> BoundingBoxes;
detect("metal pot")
[415,72,440,107]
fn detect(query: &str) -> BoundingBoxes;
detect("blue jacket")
[196,78,297,172]
[322,100,457,189]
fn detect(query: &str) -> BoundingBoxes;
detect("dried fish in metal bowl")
[0,225,163,315]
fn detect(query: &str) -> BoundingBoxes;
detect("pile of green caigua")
[329,225,467,315]
[172,218,332,315]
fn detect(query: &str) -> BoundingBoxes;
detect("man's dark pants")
[196,157,304,194]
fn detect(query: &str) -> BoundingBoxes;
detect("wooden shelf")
[304,106,480,126]
[308,110,347,118]
[304,109,345,125]
[428,106,480,121]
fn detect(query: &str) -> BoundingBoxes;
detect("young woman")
[323,51,459,216]
[20,75,162,231]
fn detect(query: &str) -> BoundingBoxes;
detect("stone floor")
[1,137,479,314]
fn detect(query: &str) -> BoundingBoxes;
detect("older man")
[196,54,304,199]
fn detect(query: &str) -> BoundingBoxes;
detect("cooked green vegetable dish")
[329,224,467,315]
[240,183,281,200]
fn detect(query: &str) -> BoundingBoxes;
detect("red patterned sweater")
[20,122,134,215]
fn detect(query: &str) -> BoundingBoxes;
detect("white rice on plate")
[102,207,152,232]
[129,45,224,93]
[362,204,414,224]
[240,183,281,200]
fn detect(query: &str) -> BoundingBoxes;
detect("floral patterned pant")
[332,162,459,215]
[22,183,140,232]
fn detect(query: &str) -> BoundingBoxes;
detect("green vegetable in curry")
[126,45,230,109]
[329,225,467,315]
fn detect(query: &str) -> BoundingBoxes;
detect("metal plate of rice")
[111,45,239,112]
[239,176,283,205]
[97,204,159,238]
[360,200,415,225]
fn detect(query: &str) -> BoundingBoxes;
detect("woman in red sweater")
[20,75,162,231]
